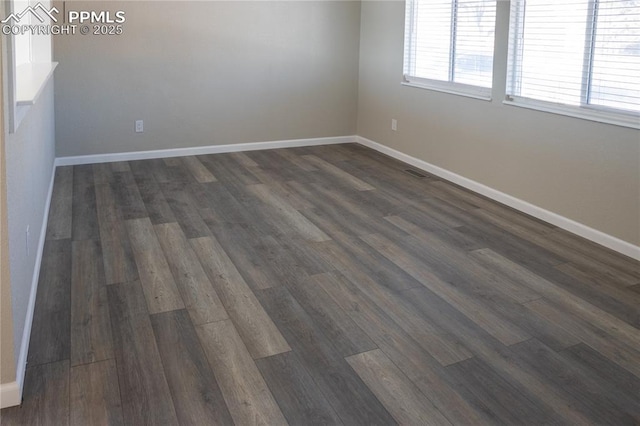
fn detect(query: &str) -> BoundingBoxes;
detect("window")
[3,0,57,132]
[506,0,640,127]
[403,0,497,99]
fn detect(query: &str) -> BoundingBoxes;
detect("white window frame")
[3,0,57,133]
[505,0,640,129]
[403,0,496,101]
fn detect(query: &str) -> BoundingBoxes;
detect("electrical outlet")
[391,119,398,131]
[135,120,144,133]
[25,225,30,257]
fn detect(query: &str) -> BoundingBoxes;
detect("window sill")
[503,98,640,130]
[16,62,58,106]
[401,81,492,102]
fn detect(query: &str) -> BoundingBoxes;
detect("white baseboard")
[7,164,57,408]
[55,135,357,166]
[356,136,640,261]
[0,381,21,409]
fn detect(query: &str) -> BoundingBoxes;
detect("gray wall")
[54,1,361,157]
[4,79,56,372]
[357,0,640,246]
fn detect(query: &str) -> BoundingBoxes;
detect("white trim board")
[55,136,357,166]
[356,136,640,261]
[0,381,21,409]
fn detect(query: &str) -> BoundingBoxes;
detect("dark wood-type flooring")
[2,143,640,425]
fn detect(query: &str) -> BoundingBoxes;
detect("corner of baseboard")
[0,381,21,409]
[356,136,640,261]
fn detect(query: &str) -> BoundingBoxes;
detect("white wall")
[357,0,640,246]
[4,78,56,386]
[54,1,361,157]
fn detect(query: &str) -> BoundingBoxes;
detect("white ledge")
[16,62,58,106]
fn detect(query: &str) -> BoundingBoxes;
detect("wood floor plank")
[20,145,640,425]
[333,233,419,289]
[473,248,640,352]
[361,233,531,346]
[27,238,71,366]
[125,218,184,314]
[256,285,398,425]
[163,157,182,167]
[444,356,560,425]
[346,349,452,425]
[310,238,421,293]
[147,158,194,185]
[129,161,177,225]
[247,183,331,242]
[471,207,639,287]
[0,361,69,426]
[70,360,124,426]
[71,239,114,366]
[200,153,261,186]
[161,181,212,239]
[316,271,491,426]
[549,229,640,279]
[190,236,291,358]
[195,181,266,229]
[195,319,288,426]
[385,215,541,304]
[46,166,73,240]
[274,148,319,171]
[400,286,597,425]
[256,351,343,425]
[561,343,640,420]
[244,151,310,183]
[72,164,100,241]
[312,269,472,366]
[250,168,315,210]
[182,156,217,183]
[154,223,228,325]
[107,281,179,425]
[555,261,640,326]
[286,275,377,357]
[510,338,638,425]
[306,182,407,240]
[111,171,148,220]
[94,184,139,285]
[471,203,558,237]
[93,163,115,185]
[230,152,260,168]
[524,298,640,378]
[306,144,359,163]
[207,226,316,290]
[301,155,375,191]
[204,223,285,290]
[150,310,234,426]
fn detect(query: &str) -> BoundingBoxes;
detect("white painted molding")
[356,136,640,261]
[55,136,357,167]
[0,381,21,409]
[10,164,57,408]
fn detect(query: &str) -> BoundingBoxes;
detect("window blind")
[507,0,640,117]
[404,0,497,96]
